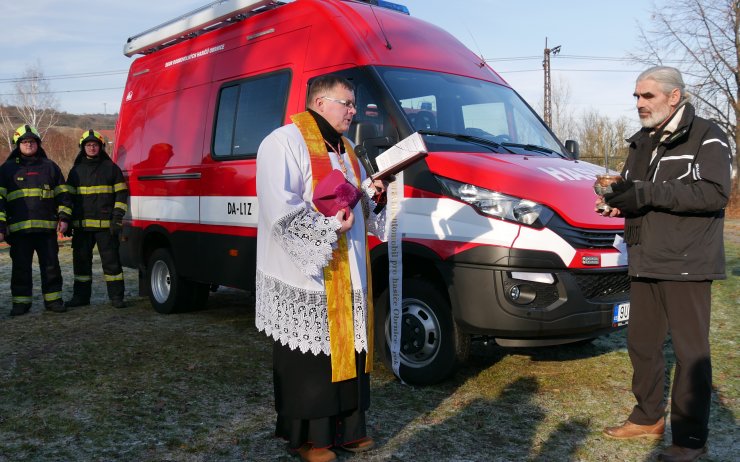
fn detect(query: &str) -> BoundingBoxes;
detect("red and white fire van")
[114,0,630,384]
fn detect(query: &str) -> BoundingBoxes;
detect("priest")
[255,75,388,462]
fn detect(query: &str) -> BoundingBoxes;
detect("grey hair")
[637,66,688,103]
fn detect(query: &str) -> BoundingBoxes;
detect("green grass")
[0,231,737,461]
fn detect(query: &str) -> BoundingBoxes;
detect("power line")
[499,67,649,74]
[0,70,128,84]
[485,54,690,64]
[0,87,124,97]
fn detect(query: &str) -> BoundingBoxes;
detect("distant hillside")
[56,112,118,131]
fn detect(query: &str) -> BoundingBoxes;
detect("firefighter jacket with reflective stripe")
[67,150,128,230]
[0,147,71,235]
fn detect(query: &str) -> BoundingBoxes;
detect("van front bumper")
[444,257,630,345]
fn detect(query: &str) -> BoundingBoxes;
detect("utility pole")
[543,37,560,128]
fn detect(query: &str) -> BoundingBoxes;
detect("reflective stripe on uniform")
[75,185,114,195]
[7,188,54,201]
[74,275,93,282]
[0,211,6,221]
[43,291,62,302]
[12,296,32,304]
[55,185,73,195]
[58,205,72,216]
[104,273,124,282]
[8,220,57,232]
[72,219,111,228]
[0,186,7,197]
[114,182,128,192]
[114,202,128,212]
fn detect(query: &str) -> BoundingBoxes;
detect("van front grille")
[574,272,630,301]
[547,215,623,249]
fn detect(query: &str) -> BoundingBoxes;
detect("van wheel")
[146,248,209,314]
[375,278,469,385]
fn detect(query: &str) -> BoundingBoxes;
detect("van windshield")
[376,67,564,156]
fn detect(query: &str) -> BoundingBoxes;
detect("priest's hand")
[336,208,355,233]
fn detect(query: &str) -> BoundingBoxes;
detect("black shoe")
[110,299,126,309]
[10,303,31,317]
[46,301,67,313]
[658,444,708,462]
[64,297,90,308]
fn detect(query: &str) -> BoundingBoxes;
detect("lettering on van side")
[165,44,225,68]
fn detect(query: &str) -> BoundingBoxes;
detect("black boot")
[45,300,67,313]
[106,279,125,304]
[10,303,31,317]
[64,296,90,308]
[68,280,92,308]
[110,298,126,309]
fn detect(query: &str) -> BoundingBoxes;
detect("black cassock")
[272,342,370,449]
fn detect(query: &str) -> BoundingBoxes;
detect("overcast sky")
[1,0,656,124]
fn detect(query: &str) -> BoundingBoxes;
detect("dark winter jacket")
[66,149,128,230]
[620,103,732,281]
[0,146,72,236]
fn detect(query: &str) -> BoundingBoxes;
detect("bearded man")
[600,66,732,462]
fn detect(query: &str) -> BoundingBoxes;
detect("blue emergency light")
[359,0,410,15]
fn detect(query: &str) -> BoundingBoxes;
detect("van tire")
[375,278,469,385]
[146,248,209,314]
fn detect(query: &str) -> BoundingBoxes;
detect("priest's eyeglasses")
[321,96,357,110]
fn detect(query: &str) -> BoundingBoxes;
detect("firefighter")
[64,130,128,309]
[0,124,71,315]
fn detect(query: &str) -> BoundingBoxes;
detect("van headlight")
[435,176,554,228]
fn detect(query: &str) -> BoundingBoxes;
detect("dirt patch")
[0,241,737,462]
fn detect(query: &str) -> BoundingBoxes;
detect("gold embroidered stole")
[291,111,374,382]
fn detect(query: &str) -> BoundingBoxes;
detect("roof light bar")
[123,0,275,57]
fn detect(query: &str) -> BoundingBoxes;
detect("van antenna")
[465,25,486,67]
[369,5,392,50]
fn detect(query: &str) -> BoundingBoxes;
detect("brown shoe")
[603,418,665,440]
[658,444,708,461]
[290,444,337,462]
[340,436,375,453]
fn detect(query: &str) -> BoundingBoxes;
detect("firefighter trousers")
[8,232,63,307]
[71,229,124,301]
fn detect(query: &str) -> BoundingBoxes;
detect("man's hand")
[373,178,390,194]
[594,197,622,217]
[604,180,642,215]
[57,221,68,235]
[372,178,392,214]
[336,208,355,233]
[110,216,123,236]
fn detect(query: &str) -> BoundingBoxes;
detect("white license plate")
[613,302,630,326]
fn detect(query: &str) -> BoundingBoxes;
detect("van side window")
[213,71,291,158]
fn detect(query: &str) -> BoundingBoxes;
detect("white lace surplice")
[255,124,387,356]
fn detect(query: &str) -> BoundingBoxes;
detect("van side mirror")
[565,139,579,160]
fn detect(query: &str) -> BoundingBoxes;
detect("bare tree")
[576,110,632,172]
[632,0,739,205]
[550,77,578,142]
[0,63,60,151]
